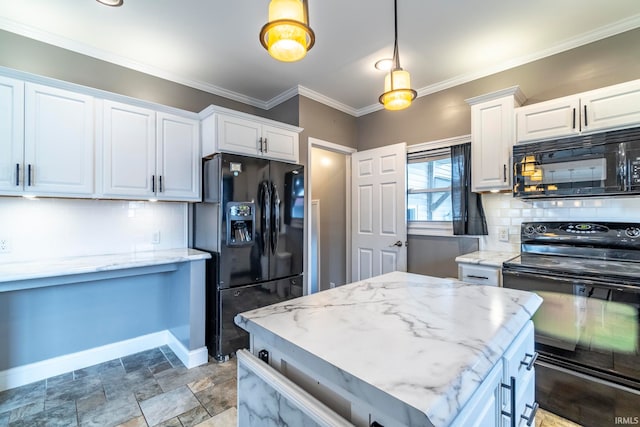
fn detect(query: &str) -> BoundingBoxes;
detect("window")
[407,146,452,224]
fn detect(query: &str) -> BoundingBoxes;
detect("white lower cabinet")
[451,360,503,427]
[237,350,353,427]
[452,321,537,427]
[458,263,502,286]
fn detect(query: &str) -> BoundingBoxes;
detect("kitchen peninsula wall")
[0,198,187,263]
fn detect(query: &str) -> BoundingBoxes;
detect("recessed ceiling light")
[375,58,393,71]
[96,0,123,6]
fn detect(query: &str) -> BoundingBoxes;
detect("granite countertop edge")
[0,248,211,284]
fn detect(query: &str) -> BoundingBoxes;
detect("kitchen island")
[235,271,543,427]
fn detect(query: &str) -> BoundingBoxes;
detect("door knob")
[389,240,403,247]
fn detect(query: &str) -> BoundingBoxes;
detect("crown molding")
[2,13,638,117]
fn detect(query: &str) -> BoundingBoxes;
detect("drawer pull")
[521,402,539,426]
[520,352,538,371]
[466,275,489,280]
[500,376,516,427]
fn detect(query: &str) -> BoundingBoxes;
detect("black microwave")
[512,127,640,199]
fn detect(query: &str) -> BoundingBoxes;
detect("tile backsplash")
[0,197,188,263]
[480,193,640,252]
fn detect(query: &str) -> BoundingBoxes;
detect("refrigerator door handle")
[271,182,281,255]
[259,181,271,255]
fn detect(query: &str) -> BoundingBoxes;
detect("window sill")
[408,221,454,237]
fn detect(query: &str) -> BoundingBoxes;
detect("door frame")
[306,137,356,295]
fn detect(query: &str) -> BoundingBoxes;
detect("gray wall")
[311,147,348,290]
[357,28,640,150]
[407,236,478,278]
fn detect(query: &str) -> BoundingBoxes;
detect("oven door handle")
[502,269,640,293]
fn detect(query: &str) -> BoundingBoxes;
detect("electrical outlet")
[152,231,161,244]
[0,238,10,253]
[498,227,509,242]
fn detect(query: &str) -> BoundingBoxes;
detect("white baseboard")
[0,331,208,392]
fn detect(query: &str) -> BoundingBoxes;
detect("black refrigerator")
[193,153,304,361]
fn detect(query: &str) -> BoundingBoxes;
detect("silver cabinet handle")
[501,376,516,427]
[263,137,268,153]
[466,275,489,280]
[584,105,588,127]
[152,175,155,193]
[15,163,20,186]
[521,402,539,426]
[27,164,32,186]
[520,352,538,371]
[258,137,263,153]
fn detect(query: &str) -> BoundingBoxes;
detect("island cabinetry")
[99,100,200,201]
[466,86,526,192]
[0,80,94,197]
[236,272,542,427]
[516,79,640,143]
[200,105,301,163]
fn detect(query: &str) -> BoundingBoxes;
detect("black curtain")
[451,143,488,235]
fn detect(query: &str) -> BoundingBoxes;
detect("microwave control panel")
[631,157,640,188]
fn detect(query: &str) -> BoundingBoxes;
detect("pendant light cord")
[393,0,399,70]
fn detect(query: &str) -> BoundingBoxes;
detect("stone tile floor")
[0,346,582,427]
[0,347,237,427]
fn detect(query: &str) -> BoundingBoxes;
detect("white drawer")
[458,263,501,286]
[503,321,536,384]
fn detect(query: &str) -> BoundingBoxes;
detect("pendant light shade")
[260,0,315,62]
[96,0,123,6]
[379,0,416,111]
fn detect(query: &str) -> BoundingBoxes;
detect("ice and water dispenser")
[226,202,255,246]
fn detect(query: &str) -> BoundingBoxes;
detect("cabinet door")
[471,97,514,192]
[217,114,261,156]
[451,359,502,427]
[0,76,24,195]
[515,95,580,143]
[582,79,640,134]
[262,124,299,163]
[24,83,94,197]
[156,112,200,201]
[101,100,156,198]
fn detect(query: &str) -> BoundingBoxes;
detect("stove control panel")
[559,223,609,234]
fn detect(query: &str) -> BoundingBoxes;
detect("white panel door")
[0,76,24,194]
[156,112,200,201]
[101,100,156,198]
[24,83,94,197]
[351,143,407,282]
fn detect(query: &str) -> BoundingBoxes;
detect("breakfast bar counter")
[235,271,542,427]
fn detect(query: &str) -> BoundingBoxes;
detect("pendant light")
[260,0,315,62]
[379,0,416,111]
[96,0,123,6]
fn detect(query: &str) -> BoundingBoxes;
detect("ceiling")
[1,1,639,116]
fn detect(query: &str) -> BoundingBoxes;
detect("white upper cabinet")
[100,100,157,199]
[156,112,200,201]
[516,79,640,143]
[201,106,302,163]
[23,83,95,197]
[0,76,24,195]
[100,100,200,201]
[467,86,525,192]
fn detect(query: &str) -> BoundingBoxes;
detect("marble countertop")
[455,250,519,267]
[0,248,211,284]
[235,271,542,427]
